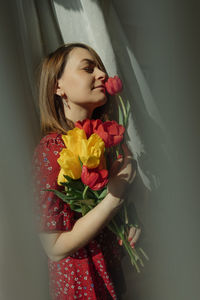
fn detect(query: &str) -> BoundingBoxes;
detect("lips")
[93,85,105,89]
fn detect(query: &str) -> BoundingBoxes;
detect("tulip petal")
[79,134,105,169]
[57,148,82,180]
[107,123,119,135]
[105,76,123,95]
[95,121,125,147]
[75,119,93,138]
[57,168,67,185]
[91,119,103,131]
[81,165,108,190]
[99,169,108,179]
[62,128,86,154]
[113,135,123,145]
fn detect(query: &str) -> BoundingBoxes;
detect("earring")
[63,99,70,109]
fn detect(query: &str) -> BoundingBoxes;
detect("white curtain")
[1,0,200,299]
[15,0,168,191]
[52,0,167,191]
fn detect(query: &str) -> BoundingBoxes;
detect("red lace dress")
[33,132,125,300]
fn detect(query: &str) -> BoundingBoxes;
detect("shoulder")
[39,132,64,148]
[33,132,65,169]
[35,132,64,154]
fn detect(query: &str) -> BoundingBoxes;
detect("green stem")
[139,247,149,261]
[92,190,99,199]
[116,148,119,157]
[123,204,128,225]
[118,230,141,273]
[124,103,131,128]
[118,95,127,124]
[82,185,89,200]
[110,219,142,273]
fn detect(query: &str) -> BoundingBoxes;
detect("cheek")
[68,74,91,91]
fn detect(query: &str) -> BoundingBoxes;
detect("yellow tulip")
[62,128,86,155]
[79,133,105,169]
[57,168,67,185]
[57,148,82,185]
[58,128,105,184]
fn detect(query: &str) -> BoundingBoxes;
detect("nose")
[95,67,107,82]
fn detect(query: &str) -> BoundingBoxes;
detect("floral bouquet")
[46,76,148,272]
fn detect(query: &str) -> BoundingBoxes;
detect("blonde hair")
[39,43,117,137]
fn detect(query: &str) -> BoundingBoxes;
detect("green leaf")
[63,174,73,182]
[87,189,96,199]
[63,194,80,200]
[59,181,69,187]
[69,203,82,213]
[63,175,83,187]
[60,177,85,195]
[81,204,90,216]
[47,189,69,201]
[67,190,83,198]
[70,181,85,191]
[80,199,96,206]
[87,189,100,199]
[98,187,108,200]
[78,156,83,168]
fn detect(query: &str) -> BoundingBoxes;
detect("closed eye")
[83,67,94,73]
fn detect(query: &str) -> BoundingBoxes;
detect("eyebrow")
[79,58,96,65]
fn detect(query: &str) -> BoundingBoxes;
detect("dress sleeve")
[32,133,75,232]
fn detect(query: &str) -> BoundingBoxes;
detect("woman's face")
[56,47,108,110]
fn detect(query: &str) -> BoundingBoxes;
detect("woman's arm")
[39,193,123,261]
[39,144,135,262]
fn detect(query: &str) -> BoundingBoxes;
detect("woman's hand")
[118,225,141,247]
[107,143,137,200]
[127,225,141,248]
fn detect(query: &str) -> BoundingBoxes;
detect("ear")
[55,81,64,97]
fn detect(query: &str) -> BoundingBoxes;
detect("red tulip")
[94,120,125,147]
[75,119,93,138]
[75,119,103,138]
[81,165,108,190]
[105,75,123,95]
[91,119,103,131]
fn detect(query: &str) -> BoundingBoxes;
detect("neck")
[63,100,94,124]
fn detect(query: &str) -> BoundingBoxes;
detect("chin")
[96,95,107,107]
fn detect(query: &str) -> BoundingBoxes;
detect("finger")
[121,144,137,182]
[129,169,137,184]
[109,156,123,176]
[121,143,134,161]
[130,228,142,245]
[128,226,136,240]
[118,239,123,246]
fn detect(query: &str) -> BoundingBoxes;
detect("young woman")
[33,43,141,300]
